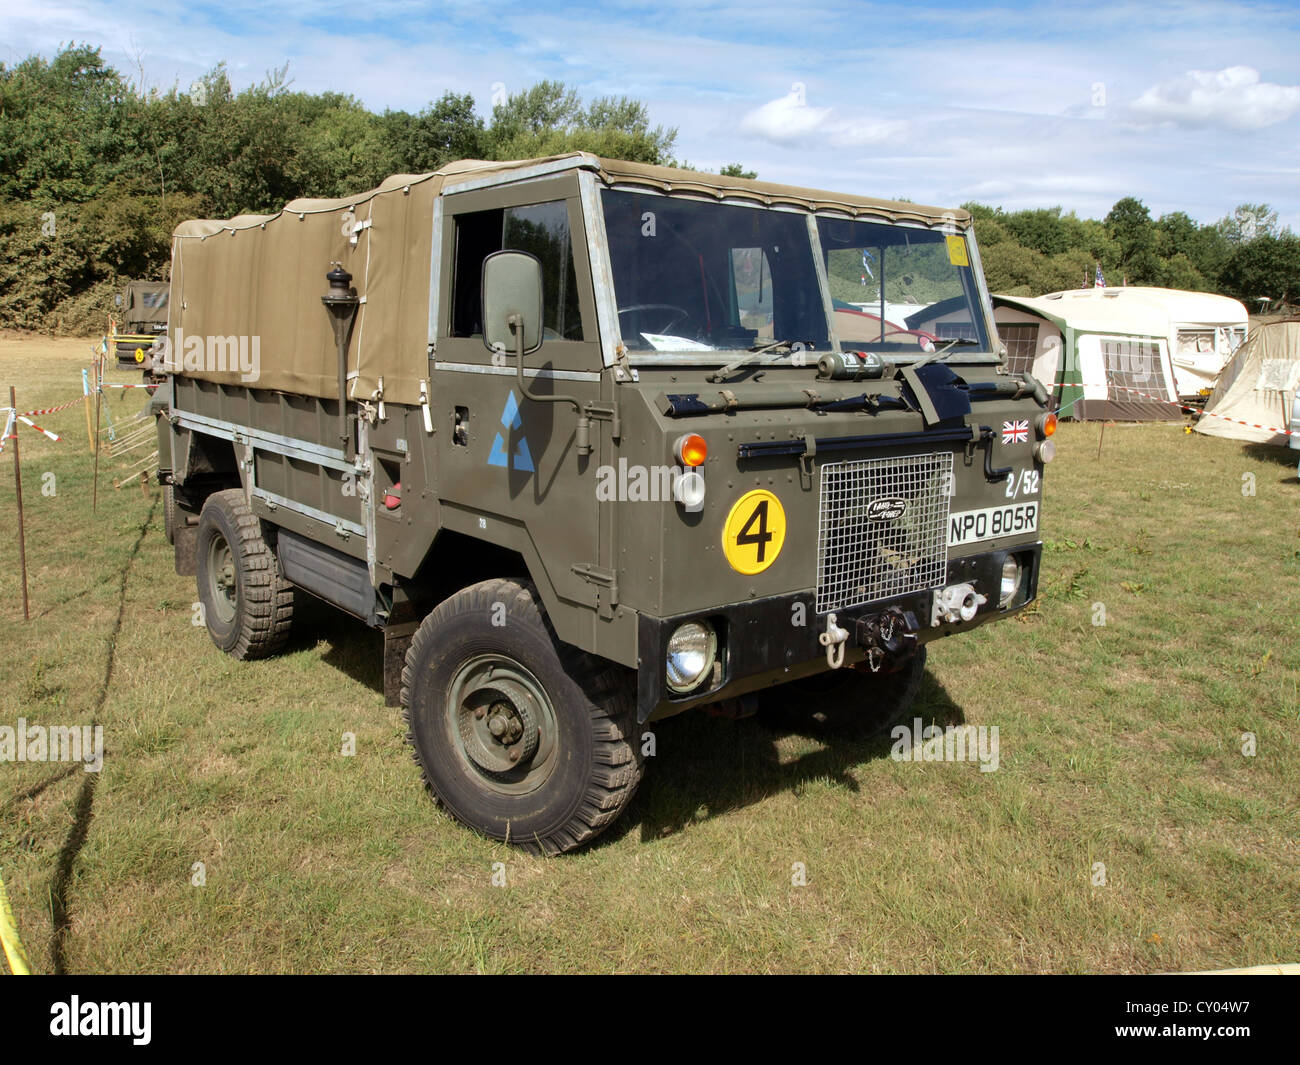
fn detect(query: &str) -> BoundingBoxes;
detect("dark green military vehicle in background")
[156,153,1055,854]
[113,280,169,369]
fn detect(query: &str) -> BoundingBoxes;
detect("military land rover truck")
[113,280,170,369]
[157,153,1055,854]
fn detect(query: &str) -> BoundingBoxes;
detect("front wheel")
[401,579,644,855]
[758,647,927,738]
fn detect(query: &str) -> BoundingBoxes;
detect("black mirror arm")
[509,312,594,456]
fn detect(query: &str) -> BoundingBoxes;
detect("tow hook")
[932,583,987,627]
[819,612,850,669]
[854,607,920,673]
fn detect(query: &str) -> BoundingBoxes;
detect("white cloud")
[1131,66,1300,130]
[739,88,906,148]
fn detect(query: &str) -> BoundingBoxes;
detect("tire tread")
[400,578,643,855]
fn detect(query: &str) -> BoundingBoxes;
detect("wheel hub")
[206,534,238,624]
[459,678,541,774]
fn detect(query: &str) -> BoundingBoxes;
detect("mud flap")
[383,620,419,707]
[174,522,198,576]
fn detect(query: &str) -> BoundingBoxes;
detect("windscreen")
[818,217,991,355]
[601,190,829,358]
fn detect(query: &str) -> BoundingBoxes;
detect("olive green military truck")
[113,280,170,369]
[157,153,1055,854]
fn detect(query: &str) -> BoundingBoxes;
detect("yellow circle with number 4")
[722,490,787,574]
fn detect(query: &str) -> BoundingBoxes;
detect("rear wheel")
[195,489,294,659]
[401,579,643,854]
[759,647,927,738]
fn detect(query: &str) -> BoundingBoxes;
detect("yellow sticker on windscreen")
[722,490,787,574]
[946,234,969,267]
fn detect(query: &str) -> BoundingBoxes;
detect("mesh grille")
[816,453,953,613]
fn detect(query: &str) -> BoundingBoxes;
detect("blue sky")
[5,0,1299,229]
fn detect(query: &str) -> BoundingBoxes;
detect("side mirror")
[482,250,543,357]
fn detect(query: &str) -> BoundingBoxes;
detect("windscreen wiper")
[708,340,814,383]
[909,336,981,369]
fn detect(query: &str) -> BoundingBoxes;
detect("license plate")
[948,502,1038,546]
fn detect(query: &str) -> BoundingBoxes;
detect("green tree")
[719,163,757,179]
[382,93,485,173]
[1104,197,1161,284]
[0,45,141,203]
[1218,233,1300,305]
[1216,203,1279,243]
[486,80,676,163]
[979,240,1050,295]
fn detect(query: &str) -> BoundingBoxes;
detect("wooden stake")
[93,356,103,514]
[10,386,29,622]
[83,367,95,455]
[1096,421,1106,461]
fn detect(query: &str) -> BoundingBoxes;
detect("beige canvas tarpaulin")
[168,153,975,403]
[1196,320,1300,445]
[170,172,451,405]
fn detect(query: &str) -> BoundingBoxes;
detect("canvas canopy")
[122,281,169,329]
[1195,320,1300,445]
[167,153,974,404]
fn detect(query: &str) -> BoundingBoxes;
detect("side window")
[450,200,586,341]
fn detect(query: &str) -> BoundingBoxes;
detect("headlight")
[673,470,707,510]
[1034,439,1056,463]
[999,556,1021,607]
[666,620,717,693]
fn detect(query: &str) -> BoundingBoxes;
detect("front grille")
[816,452,953,613]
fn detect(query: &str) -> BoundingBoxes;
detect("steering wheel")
[881,325,940,347]
[617,303,694,337]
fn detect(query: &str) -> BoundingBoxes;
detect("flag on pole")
[1094,262,1106,288]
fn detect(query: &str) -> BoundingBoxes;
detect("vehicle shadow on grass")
[1241,442,1299,481]
[608,671,967,848]
[279,604,971,850]
[287,595,386,695]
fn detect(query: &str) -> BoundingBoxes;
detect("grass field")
[1,333,1297,974]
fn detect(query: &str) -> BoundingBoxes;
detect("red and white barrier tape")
[1064,382,1296,438]
[21,397,83,417]
[16,415,60,442]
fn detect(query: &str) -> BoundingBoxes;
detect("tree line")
[0,46,1294,333]
[970,198,1295,310]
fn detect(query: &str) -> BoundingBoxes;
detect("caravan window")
[1101,337,1163,393]
[1176,329,1215,357]
[998,323,1039,375]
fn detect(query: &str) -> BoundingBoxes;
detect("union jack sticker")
[1002,419,1029,444]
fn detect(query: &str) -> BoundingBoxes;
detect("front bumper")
[636,542,1041,721]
